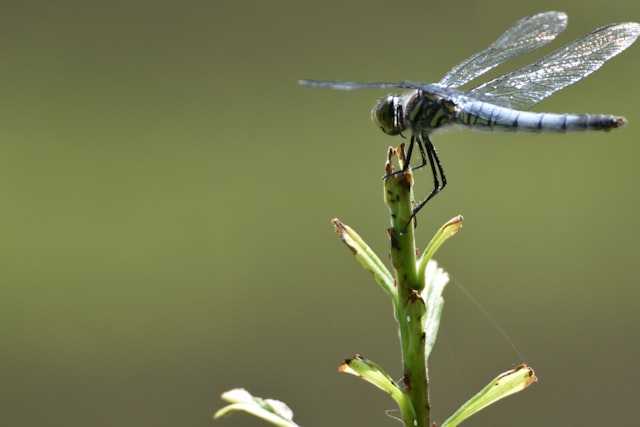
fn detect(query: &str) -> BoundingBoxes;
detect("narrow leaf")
[421,259,450,360]
[417,215,463,280]
[214,388,300,427]
[333,219,395,299]
[441,364,537,427]
[339,354,417,421]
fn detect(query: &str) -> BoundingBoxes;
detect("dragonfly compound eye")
[372,95,405,135]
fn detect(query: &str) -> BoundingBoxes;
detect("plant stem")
[384,146,430,427]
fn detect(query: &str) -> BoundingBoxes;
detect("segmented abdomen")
[455,100,626,132]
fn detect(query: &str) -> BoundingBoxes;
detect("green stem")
[384,146,430,427]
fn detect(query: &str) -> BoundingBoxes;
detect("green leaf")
[420,259,450,361]
[417,215,463,280]
[441,364,537,427]
[332,219,396,300]
[214,388,300,427]
[339,354,417,421]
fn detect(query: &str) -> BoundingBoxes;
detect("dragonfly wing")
[438,11,567,88]
[470,22,640,110]
[299,80,418,91]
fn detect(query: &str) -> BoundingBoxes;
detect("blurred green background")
[1,0,639,426]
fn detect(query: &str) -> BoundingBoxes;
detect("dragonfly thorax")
[372,95,406,136]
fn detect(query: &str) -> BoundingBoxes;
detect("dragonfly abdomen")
[456,101,626,132]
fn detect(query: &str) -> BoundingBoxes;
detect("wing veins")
[470,22,640,110]
[438,11,568,88]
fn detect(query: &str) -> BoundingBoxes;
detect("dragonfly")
[299,11,640,228]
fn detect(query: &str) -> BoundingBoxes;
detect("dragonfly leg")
[409,135,428,172]
[402,135,429,171]
[403,135,447,232]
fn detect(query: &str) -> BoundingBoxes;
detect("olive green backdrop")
[1,1,639,426]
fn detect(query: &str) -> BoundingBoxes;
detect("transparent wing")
[438,11,568,88]
[470,22,640,110]
[298,79,439,91]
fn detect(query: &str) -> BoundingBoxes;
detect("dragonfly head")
[372,95,405,136]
